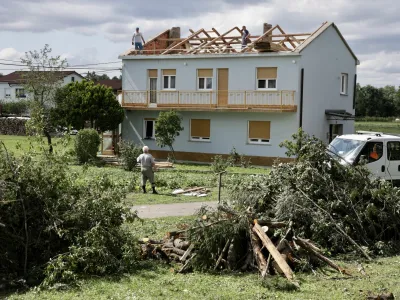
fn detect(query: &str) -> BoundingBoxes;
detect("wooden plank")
[180,244,194,262]
[212,27,236,53]
[249,228,267,276]
[252,221,296,283]
[162,28,205,54]
[241,25,277,53]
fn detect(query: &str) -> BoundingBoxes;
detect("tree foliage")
[118,140,142,171]
[22,44,68,153]
[154,110,183,160]
[74,129,101,164]
[356,84,400,117]
[52,80,124,131]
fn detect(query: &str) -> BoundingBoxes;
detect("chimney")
[263,23,273,43]
[169,27,181,46]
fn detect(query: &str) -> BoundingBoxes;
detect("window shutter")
[191,119,211,138]
[198,69,213,77]
[257,67,277,79]
[249,121,270,139]
[162,69,176,76]
[148,69,157,77]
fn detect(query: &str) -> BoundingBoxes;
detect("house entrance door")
[329,124,343,142]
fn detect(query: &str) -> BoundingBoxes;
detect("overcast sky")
[0,0,399,86]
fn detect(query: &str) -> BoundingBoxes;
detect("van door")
[357,141,387,178]
[386,141,400,181]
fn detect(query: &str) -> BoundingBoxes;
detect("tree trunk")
[169,144,177,162]
[44,130,53,153]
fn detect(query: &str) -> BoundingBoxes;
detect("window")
[15,88,26,98]
[358,142,383,163]
[248,121,271,144]
[197,69,213,90]
[71,76,75,82]
[4,88,11,98]
[162,69,176,89]
[387,142,400,161]
[190,119,210,141]
[143,118,156,139]
[341,73,348,95]
[257,67,277,90]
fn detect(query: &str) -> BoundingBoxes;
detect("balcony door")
[149,77,157,104]
[217,68,228,107]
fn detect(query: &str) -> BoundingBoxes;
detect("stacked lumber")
[139,205,353,287]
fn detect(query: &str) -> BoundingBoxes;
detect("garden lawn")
[355,121,400,134]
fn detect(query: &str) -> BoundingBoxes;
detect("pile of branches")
[140,205,351,287]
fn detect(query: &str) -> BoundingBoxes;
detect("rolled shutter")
[257,67,277,79]
[198,69,213,77]
[191,119,210,138]
[162,69,176,76]
[148,69,157,77]
[249,121,270,139]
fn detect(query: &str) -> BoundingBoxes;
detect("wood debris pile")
[172,187,210,197]
[139,205,354,287]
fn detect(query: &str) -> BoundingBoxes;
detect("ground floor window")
[143,118,156,139]
[190,119,211,141]
[248,121,271,144]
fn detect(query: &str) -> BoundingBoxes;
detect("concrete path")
[131,201,218,218]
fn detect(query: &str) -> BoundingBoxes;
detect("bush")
[211,155,229,173]
[0,100,29,116]
[0,147,139,286]
[118,140,142,171]
[0,117,28,135]
[75,129,101,164]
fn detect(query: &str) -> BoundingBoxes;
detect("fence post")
[217,171,227,204]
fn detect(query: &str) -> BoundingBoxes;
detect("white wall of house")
[122,110,297,158]
[298,25,357,143]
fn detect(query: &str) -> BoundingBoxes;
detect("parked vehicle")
[328,131,400,185]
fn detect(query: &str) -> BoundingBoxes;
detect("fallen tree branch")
[215,239,231,270]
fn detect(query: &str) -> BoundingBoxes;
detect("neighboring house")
[95,79,122,95]
[0,71,84,102]
[118,21,359,165]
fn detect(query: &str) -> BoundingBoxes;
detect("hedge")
[0,117,28,136]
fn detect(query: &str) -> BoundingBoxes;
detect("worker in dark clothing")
[241,26,251,48]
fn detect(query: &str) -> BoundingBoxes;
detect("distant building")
[0,71,84,102]
[117,21,359,165]
[95,79,122,95]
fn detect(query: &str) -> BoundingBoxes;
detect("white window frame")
[247,121,271,145]
[190,119,211,142]
[143,119,156,139]
[257,78,277,90]
[162,75,176,90]
[15,88,26,98]
[340,73,348,95]
[4,88,11,98]
[198,77,213,90]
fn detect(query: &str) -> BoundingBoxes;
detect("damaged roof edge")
[295,22,360,65]
[119,52,301,60]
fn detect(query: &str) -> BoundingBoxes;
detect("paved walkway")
[131,201,218,218]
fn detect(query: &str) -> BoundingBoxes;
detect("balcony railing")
[121,90,296,111]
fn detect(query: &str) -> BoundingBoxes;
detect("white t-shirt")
[133,32,143,43]
[137,153,154,167]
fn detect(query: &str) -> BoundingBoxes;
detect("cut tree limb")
[180,244,194,262]
[249,228,267,277]
[215,239,231,270]
[179,254,196,273]
[253,221,297,284]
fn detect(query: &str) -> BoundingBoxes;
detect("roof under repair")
[120,21,358,63]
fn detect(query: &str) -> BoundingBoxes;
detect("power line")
[0,62,121,71]
[0,59,121,68]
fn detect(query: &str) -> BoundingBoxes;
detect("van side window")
[387,142,400,161]
[359,142,383,163]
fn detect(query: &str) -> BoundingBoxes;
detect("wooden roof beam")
[162,28,205,54]
[190,26,241,54]
[240,25,278,53]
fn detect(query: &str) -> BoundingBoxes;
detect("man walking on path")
[132,27,146,53]
[137,146,158,194]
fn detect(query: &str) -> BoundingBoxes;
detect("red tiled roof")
[0,71,82,84]
[96,79,122,91]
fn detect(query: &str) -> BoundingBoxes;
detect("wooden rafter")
[211,28,236,53]
[162,28,205,54]
[240,25,277,53]
[190,26,241,54]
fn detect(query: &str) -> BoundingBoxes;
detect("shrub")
[0,100,29,116]
[0,117,28,135]
[74,129,101,164]
[118,140,142,171]
[211,155,229,173]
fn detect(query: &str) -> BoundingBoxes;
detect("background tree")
[85,71,111,81]
[22,44,67,153]
[356,84,400,117]
[154,110,184,161]
[53,80,124,132]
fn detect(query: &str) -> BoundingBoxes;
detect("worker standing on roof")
[241,26,251,49]
[132,27,146,53]
[137,146,158,194]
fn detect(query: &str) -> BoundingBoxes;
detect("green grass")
[355,121,400,134]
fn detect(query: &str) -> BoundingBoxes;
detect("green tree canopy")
[53,80,124,132]
[356,84,400,117]
[154,110,183,160]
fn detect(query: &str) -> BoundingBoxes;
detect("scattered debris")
[366,292,395,300]
[172,187,210,197]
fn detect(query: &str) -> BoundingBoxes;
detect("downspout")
[299,68,304,128]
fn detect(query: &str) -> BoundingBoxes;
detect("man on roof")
[241,26,251,49]
[132,27,146,53]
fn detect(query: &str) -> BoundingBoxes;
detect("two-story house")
[118,21,359,165]
[0,71,84,102]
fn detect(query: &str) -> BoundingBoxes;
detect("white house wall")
[298,25,357,142]
[122,110,297,158]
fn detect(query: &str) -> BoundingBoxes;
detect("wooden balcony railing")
[121,90,296,111]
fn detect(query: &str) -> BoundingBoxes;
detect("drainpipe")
[299,68,304,128]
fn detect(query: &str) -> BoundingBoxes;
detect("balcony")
[121,90,296,112]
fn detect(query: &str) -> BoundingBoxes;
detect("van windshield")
[328,137,365,163]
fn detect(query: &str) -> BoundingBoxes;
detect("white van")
[328,131,400,185]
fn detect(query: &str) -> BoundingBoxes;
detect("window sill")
[256,89,277,92]
[142,137,155,140]
[340,93,348,96]
[246,142,272,146]
[162,89,176,91]
[188,139,211,143]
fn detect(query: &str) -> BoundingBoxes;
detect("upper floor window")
[257,67,277,90]
[16,88,26,98]
[341,73,348,95]
[4,88,11,98]
[162,69,176,89]
[71,76,75,82]
[197,69,213,90]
